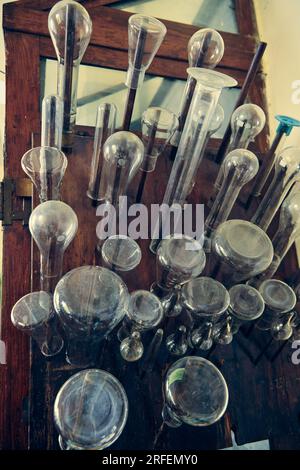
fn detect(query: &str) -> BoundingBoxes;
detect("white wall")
[254,0,300,146]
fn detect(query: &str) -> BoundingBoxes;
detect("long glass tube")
[29,201,78,294]
[212,104,265,197]
[41,95,64,150]
[251,147,300,231]
[204,149,259,247]
[87,103,117,201]
[150,68,237,253]
[48,1,92,143]
[250,191,300,285]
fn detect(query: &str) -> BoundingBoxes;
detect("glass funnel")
[120,290,163,362]
[251,147,300,231]
[155,235,206,291]
[181,277,230,350]
[256,279,296,331]
[21,147,68,203]
[126,14,167,90]
[212,220,274,286]
[150,68,237,253]
[48,0,92,141]
[228,284,265,334]
[29,201,78,293]
[163,356,228,428]
[54,369,128,450]
[87,103,117,201]
[212,104,265,194]
[41,95,64,150]
[54,266,130,367]
[100,131,144,205]
[204,149,259,248]
[100,235,142,283]
[11,291,64,357]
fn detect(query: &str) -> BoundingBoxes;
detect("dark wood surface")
[25,129,300,450]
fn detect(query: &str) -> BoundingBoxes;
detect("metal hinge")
[0,178,32,226]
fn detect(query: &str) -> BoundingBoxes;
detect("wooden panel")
[39,36,246,87]
[16,0,121,10]
[0,32,40,450]
[235,0,259,37]
[3,4,256,71]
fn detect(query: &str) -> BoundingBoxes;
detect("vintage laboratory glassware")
[41,95,64,150]
[251,147,300,231]
[150,67,237,253]
[136,107,178,203]
[100,131,144,205]
[21,147,68,203]
[100,235,142,282]
[139,328,164,377]
[204,149,259,248]
[87,103,117,201]
[214,315,233,346]
[171,28,224,152]
[166,325,188,357]
[250,191,300,286]
[270,311,296,341]
[48,0,92,142]
[251,115,300,201]
[155,236,206,291]
[54,369,128,450]
[54,266,130,367]
[213,220,274,286]
[256,279,297,331]
[212,104,265,200]
[123,14,167,130]
[119,290,163,362]
[228,284,265,335]
[182,277,230,351]
[11,291,64,357]
[29,201,78,293]
[163,356,228,428]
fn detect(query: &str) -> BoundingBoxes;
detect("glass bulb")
[141,107,178,172]
[54,369,128,450]
[228,284,265,334]
[252,146,300,230]
[126,14,167,89]
[48,0,92,138]
[29,201,78,293]
[101,131,144,205]
[21,146,68,203]
[188,28,224,69]
[163,356,228,427]
[11,291,64,357]
[228,104,266,151]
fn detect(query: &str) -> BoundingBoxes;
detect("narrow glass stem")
[41,96,63,150]
[57,62,79,135]
[40,245,64,294]
[162,404,182,428]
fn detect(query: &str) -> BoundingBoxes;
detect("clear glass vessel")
[139,328,164,377]
[41,95,64,150]
[48,0,92,142]
[181,277,230,350]
[119,290,163,362]
[11,291,64,357]
[166,325,188,356]
[150,68,237,253]
[213,220,274,286]
[172,28,224,146]
[163,356,228,427]
[54,266,130,366]
[271,311,296,341]
[87,103,117,201]
[29,201,78,293]
[204,149,259,248]
[251,147,300,231]
[54,369,128,450]
[250,191,300,285]
[100,235,142,282]
[21,147,68,203]
[256,279,296,331]
[100,131,144,205]
[228,284,265,334]
[155,236,206,291]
